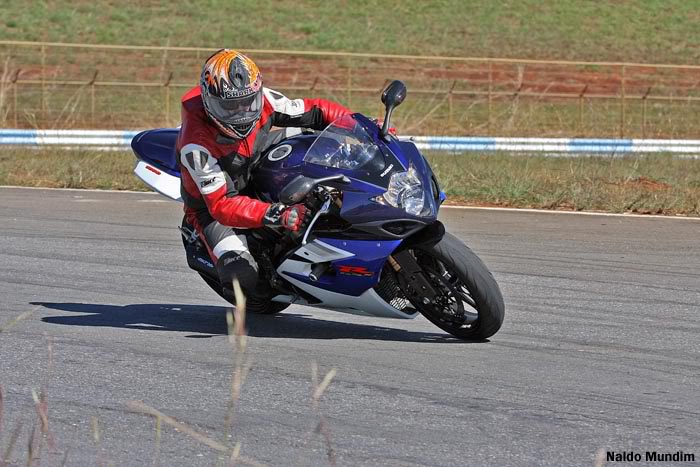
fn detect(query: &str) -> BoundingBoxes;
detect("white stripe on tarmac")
[0,185,155,195]
[2,185,698,221]
[441,205,700,220]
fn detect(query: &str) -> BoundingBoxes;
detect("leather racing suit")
[176,85,351,306]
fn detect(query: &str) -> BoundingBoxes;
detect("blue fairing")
[283,238,403,296]
[344,153,437,224]
[302,115,439,226]
[252,135,315,203]
[264,114,442,300]
[133,114,443,305]
[256,114,440,226]
[131,128,181,177]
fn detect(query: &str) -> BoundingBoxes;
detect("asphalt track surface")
[1,187,698,467]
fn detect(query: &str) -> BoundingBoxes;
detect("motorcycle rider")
[177,49,351,311]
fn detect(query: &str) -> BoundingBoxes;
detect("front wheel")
[406,233,505,340]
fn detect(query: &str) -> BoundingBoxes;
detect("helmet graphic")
[200,49,263,139]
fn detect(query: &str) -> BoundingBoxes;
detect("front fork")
[385,220,446,306]
[388,250,439,306]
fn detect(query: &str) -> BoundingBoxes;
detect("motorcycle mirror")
[380,80,407,138]
[381,80,407,107]
[280,175,317,205]
[279,174,350,205]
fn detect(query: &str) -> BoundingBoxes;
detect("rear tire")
[197,272,289,315]
[410,233,505,340]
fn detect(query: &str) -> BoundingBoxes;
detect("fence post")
[642,86,651,138]
[41,44,47,123]
[448,80,456,128]
[578,85,588,135]
[488,61,493,133]
[310,77,320,107]
[12,69,20,128]
[346,63,352,108]
[89,71,98,126]
[164,72,174,125]
[619,65,626,138]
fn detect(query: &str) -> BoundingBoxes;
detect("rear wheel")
[197,272,289,315]
[405,233,505,340]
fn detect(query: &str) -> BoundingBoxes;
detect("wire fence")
[1,40,699,138]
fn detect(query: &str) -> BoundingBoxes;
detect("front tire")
[409,233,505,340]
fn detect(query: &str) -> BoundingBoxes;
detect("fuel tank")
[252,134,315,203]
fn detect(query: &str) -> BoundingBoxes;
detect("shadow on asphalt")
[34,302,480,343]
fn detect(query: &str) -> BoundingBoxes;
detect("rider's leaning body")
[176,49,351,310]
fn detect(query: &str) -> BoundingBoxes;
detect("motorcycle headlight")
[375,164,426,216]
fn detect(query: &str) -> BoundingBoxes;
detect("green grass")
[1,0,699,64]
[0,148,144,190]
[1,1,698,137]
[1,148,698,216]
[428,152,700,215]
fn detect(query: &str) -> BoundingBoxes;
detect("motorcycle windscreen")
[303,114,404,186]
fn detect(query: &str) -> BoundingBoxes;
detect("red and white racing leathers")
[176,85,351,305]
[177,85,350,237]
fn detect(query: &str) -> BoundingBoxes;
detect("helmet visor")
[206,90,263,126]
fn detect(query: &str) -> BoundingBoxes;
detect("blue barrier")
[1,129,700,154]
[0,129,140,147]
[407,136,700,154]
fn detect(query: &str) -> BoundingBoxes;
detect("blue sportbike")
[131,81,504,340]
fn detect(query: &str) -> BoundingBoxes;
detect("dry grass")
[3,81,699,138]
[2,42,699,138]
[0,326,57,467]
[0,148,144,190]
[428,152,700,216]
[3,1,699,63]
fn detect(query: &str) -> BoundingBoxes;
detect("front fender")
[399,220,446,250]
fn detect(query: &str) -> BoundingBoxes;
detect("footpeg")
[178,225,198,244]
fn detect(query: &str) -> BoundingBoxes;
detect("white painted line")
[441,205,700,220]
[2,185,698,221]
[0,185,155,195]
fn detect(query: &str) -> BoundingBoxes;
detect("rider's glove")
[263,203,311,231]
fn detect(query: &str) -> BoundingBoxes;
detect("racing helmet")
[200,49,263,139]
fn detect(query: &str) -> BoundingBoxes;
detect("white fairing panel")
[276,239,418,319]
[293,240,353,263]
[134,161,182,202]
